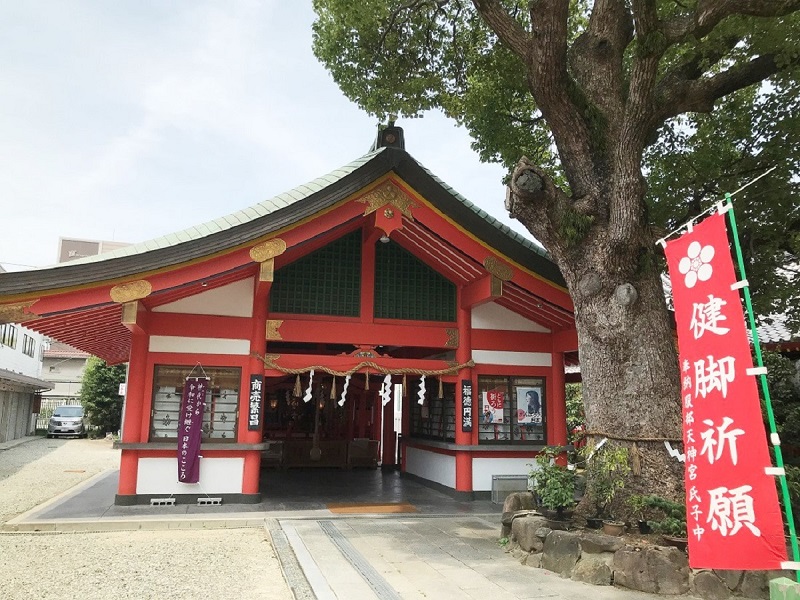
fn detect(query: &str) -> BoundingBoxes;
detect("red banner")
[664,212,786,569]
[177,376,208,484]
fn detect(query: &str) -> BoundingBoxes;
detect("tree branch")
[663,0,800,46]
[470,0,531,58]
[658,54,783,119]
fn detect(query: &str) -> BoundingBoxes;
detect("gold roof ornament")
[356,181,417,220]
[250,238,287,263]
[483,256,514,281]
[0,300,40,324]
[110,280,152,304]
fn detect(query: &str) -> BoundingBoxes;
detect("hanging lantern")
[269,395,278,410]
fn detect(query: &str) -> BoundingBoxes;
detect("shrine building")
[0,125,577,504]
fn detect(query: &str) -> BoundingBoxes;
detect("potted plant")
[626,494,651,534]
[530,446,576,524]
[645,495,688,550]
[582,444,630,535]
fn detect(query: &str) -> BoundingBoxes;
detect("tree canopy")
[312,0,800,501]
[313,0,799,327]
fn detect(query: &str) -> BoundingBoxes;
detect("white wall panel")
[405,447,455,489]
[149,336,249,355]
[153,278,254,317]
[472,457,534,492]
[471,350,552,367]
[136,457,244,494]
[471,302,550,332]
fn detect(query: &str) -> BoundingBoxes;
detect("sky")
[0,1,525,272]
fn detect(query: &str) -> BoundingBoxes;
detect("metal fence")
[36,398,82,430]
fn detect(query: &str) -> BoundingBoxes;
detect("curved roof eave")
[0,146,565,297]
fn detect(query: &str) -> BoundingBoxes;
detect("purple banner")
[177,376,208,483]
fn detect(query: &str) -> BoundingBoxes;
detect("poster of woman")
[516,386,543,424]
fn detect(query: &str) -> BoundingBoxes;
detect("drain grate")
[150,498,176,506]
[197,497,222,506]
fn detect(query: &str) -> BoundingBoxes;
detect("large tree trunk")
[506,162,685,512]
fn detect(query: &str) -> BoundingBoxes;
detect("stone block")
[526,553,543,569]
[713,569,743,592]
[572,553,613,586]
[502,491,535,515]
[512,517,547,553]
[578,531,625,554]
[542,530,581,578]
[613,545,689,595]
[691,570,730,600]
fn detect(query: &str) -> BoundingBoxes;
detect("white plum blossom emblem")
[678,241,715,288]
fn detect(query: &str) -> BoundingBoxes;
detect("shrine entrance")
[260,373,400,471]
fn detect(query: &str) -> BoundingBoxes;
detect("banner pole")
[725,193,799,578]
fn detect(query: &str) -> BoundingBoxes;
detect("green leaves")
[80,356,126,434]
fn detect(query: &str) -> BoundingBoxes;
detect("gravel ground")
[0,437,119,523]
[0,438,293,600]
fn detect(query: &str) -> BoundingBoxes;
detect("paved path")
[0,437,698,599]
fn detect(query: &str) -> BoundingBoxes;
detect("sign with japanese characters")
[248,374,263,431]
[461,379,473,432]
[664,212,786,569]
[177,376,208,484]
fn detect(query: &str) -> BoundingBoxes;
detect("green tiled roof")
[56,148,387,268]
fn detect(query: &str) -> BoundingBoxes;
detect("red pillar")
[550,351,567,447]
[118,323,149,496]
[455,296,473,493]
[242,275,270,495]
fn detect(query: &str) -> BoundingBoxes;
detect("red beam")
[552,328,578,352]
[269,317,454,348]
[461,275,501,308]
[471,329,552,352]
[148,313,252,339]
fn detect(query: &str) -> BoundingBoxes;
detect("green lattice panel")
[374,241,456,321]
[270,230,361,316]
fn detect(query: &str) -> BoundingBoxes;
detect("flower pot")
[585,517,603,530]
[661,535,688,552]
[602,520,625,536]
[637,520,651,534]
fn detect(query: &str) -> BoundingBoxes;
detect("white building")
[0,265,52,442]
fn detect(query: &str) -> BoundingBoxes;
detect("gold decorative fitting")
[491,275,503,297]
[121,301,140,325]
[0,300,39,324]
[445,328,459,348]
[259,259,275,282]
[356,181,417,219]
[266,320,284,340]
[483,257,513,281]
[110,280,152,304]
[250,238,287,263]
[383,208,394,219]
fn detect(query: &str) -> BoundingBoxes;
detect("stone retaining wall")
[501,494,791,600]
